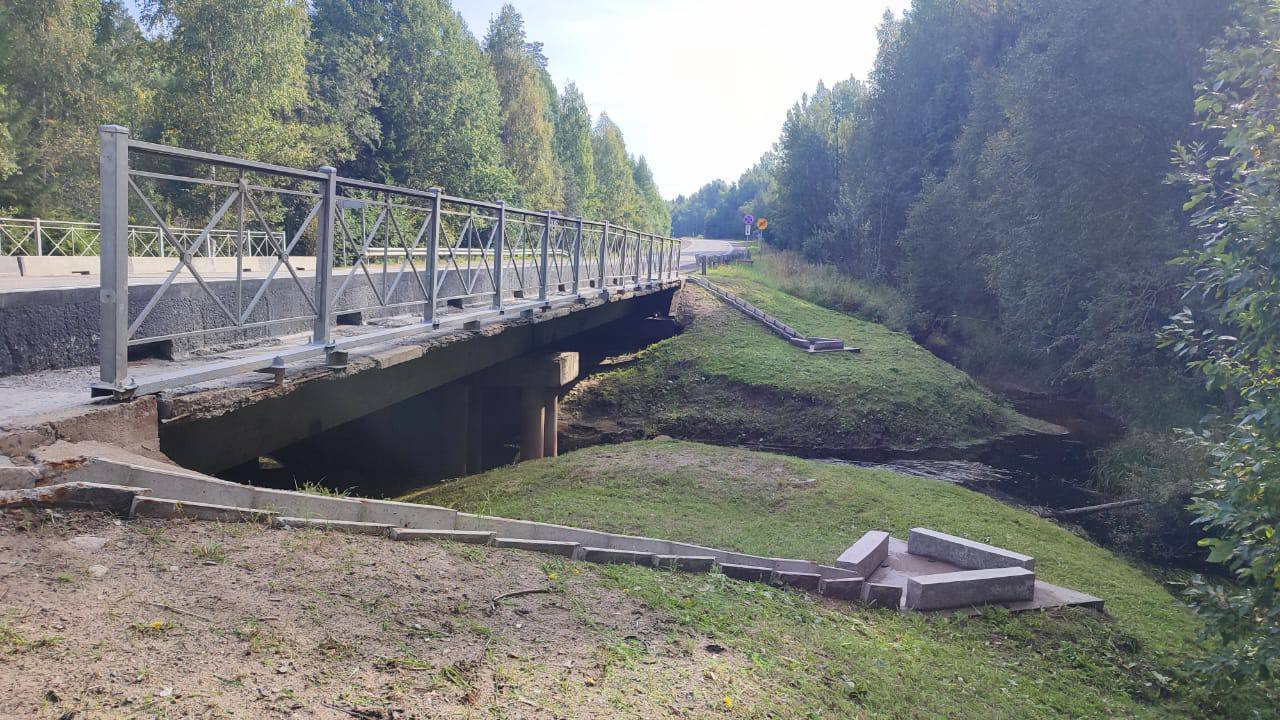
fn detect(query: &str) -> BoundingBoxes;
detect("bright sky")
[454,0,909,199]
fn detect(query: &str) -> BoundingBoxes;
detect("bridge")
[0,126,688,483]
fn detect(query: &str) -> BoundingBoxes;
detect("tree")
[772,82,838,254]
[376,0,514,199]
[590,114,642,228]
[631,155,669,234]
[484,4,561,209]
[145,0,316,168]
[0,0,145,217]
[554,82,596,217]
[1164,0,1280,688]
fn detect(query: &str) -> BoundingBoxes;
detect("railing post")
[646,233,654,283]
[34,217,42,256]
[573,216,583,296]
[599,221,609,294]
[313,166,337,345]
[492,201,505,311]
[98,125,130,390]
[657,237,664,280]
[632,230,641,283]
[540,209,551,301]
[426,188,442,324]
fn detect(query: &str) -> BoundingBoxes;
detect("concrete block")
[773,571,822,591]
[772,558,822,574]
[252,488,363,522]
[819,577,864,600]
[370,345,424,369]
[272,516,393,535]
[130,496,275,523]
[0,464,41,490]
[904,567,1036,611]
[861,582,903,609]
[492,537,580,557]
[719,563,773,583]
[387,528,494,544]
[123,463,255,507]
[817,564,862,581]
[603,534,673,554]
[907,528,1035,571]
[580,547,654,565]
[652,555,716,573]
[836,530,890,577]
[356,498,457,529]
[0,481,148,515]
[0,256,19,277]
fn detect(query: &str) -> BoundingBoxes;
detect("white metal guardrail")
[0,216,282,257]
[93,125,681,398]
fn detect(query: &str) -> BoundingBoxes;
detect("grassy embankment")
[567,259,1024,452]
[402,439,1258,718]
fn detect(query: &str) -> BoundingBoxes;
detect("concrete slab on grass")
[907,527,1035,571]
[904,567,1036,611]
[272,516,393,535]
[131,496,275,523]
[837,530,889,577]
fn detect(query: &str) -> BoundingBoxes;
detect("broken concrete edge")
[0,481,151,516]
[0,395,161,462]
[907,527,1036,571]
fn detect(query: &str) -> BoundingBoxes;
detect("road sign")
[742,214,754,226]
[756,218,769,231]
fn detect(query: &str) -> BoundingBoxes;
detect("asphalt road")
[678,237,739,270]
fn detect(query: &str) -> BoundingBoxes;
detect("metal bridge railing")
[93,125,680,397]
[0,216,282,257]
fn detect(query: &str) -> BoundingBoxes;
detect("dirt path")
[0,510,753,719]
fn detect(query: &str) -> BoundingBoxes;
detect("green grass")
[744,248,919,333]
[570,261,1021,450]
[402,439,1253,718]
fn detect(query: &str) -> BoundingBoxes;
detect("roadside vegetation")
[405,439,1274,717]
[565,265,1021,452]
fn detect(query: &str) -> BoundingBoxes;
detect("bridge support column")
[480,351,578,464]
[520,385,545,461]
[543,391,559,458]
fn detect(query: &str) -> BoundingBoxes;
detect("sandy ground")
[0,509,753,719]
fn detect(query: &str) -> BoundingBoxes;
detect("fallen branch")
[489,587,551,612]
[1042,498,1145,518]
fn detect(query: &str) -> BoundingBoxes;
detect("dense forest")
[672,0,1235,422]
[675,0,1280,686]
[0,0,670,233]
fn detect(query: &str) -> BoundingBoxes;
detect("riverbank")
[563,266,1024,453]
[403,439,1260,717]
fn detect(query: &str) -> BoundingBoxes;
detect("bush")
[752,248,919,334]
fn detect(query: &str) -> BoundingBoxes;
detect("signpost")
[742,214,754,238]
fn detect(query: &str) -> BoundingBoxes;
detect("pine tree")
[553,82,596,217]
[308,0,388,176]
[484,4,562,209]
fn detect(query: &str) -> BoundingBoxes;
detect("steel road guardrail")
[93,125,681,398]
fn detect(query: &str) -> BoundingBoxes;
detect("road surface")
[678,237,739,270]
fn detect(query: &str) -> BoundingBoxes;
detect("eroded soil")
[0,509,756,719]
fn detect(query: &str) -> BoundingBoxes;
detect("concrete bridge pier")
[480,351,579,464]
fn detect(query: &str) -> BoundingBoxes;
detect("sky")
[454,0,911,198]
